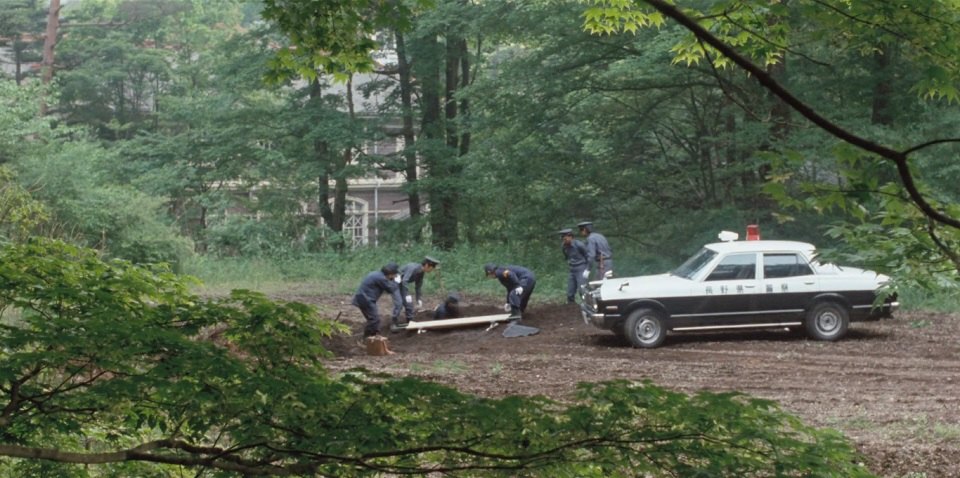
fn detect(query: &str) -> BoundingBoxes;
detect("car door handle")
[804,281,815,285]
[743,285,756,288]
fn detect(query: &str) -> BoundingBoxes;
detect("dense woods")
[1,0,957,283]
[1,0,959,475]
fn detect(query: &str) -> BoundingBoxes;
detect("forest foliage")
[0,0,957,288]
[1,0,959,475]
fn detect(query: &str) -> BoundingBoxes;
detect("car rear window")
[763,253,814,278]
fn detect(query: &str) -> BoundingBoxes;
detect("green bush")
[12,140,193,266]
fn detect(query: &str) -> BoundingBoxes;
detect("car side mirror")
[618,281,629,292]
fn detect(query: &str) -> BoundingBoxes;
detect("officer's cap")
[576,221,593,228]
[423,255,440,266]
[381,262,400,275]
[483,263,497,275]
[557,228,573,236]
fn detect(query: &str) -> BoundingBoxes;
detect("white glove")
[417,299,423,308]
[394,275,401,284]
[405,295,413,304]
[513,287,523,296]
[503,303,511,312]
[581,269,590,280]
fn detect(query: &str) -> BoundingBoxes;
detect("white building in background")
[0,46,15,77]
[311,50,417,247]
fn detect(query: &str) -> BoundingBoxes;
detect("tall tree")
[582,0,960,282]
[262,0,478,249]
[40,0,59,85]
[395,28,422,222]
[0,0,46,85]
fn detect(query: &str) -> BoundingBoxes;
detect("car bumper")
[867,300,900,319]
[580,302,620,329]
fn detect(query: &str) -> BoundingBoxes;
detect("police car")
[579,227,898,348]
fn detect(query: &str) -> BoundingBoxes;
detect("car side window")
[705,253,757,281]
[763,253,814,278]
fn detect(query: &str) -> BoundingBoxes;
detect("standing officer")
[577,221,613,280]
[396,256,440,329]
[351,262,403,338]
[559,228,589,304]
[483,263,536,320]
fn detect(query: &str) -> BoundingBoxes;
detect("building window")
[343,197,368,247]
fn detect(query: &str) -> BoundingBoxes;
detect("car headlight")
[584,288,599,309]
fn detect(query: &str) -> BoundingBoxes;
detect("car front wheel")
[805,302,849,341]
[623,308,667,348]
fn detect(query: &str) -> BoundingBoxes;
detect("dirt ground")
[297,292,960,478]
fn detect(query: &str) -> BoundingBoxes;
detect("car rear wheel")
[623,308,667,348]
[805,302,849,341]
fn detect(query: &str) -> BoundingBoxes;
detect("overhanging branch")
[641,0,960,231]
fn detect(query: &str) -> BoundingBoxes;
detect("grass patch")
[826,413,960,447]
[181,244,572,302]
[409,360,470,375]
[880,415,960,444]
[898,286,960,313]
[827,414,875,431]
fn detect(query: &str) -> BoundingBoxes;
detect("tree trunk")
[445,39,460,152]
[871,46,894,126]
[41,0,60,85]
[13,36,24,85]
[196,205,208,253]
[424,35,464,249]
[767,58,791,142]
[331,75,355,236]
[458,38,471,157]
[763,10,789,185]
[39,0,60,114]
[418,33,449,248]
[309,79,335,228]
[395,30,422,222]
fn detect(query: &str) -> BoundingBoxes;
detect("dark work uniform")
[398,262,426,322]
[434,294,461,320]
[351,271,402,337]
[563,238,589,303]
[491,265,536,314]
[585,231,614,278]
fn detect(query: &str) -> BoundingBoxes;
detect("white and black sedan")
[580,234,899,348]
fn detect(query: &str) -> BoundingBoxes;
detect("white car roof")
[704,240,816,255]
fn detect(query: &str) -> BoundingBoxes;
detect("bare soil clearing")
[297,293,960,478]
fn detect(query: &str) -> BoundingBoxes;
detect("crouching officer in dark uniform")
[483,263,536,320]
[396,256,440,329]
[559,228,589,303]
[351,262,403,338]
[434,292,462,320]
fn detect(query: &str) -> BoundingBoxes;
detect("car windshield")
[671,247,718,279]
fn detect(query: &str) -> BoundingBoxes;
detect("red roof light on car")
[746,224,760,240]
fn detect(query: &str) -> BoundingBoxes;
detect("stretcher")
[403,313,540,337]
[404,313,514,332]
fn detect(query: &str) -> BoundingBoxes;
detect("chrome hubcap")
[818,311,838,332]
[637,318,659,342]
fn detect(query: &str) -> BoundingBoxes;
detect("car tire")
[805,302,849,341]
[623,308,667,348]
